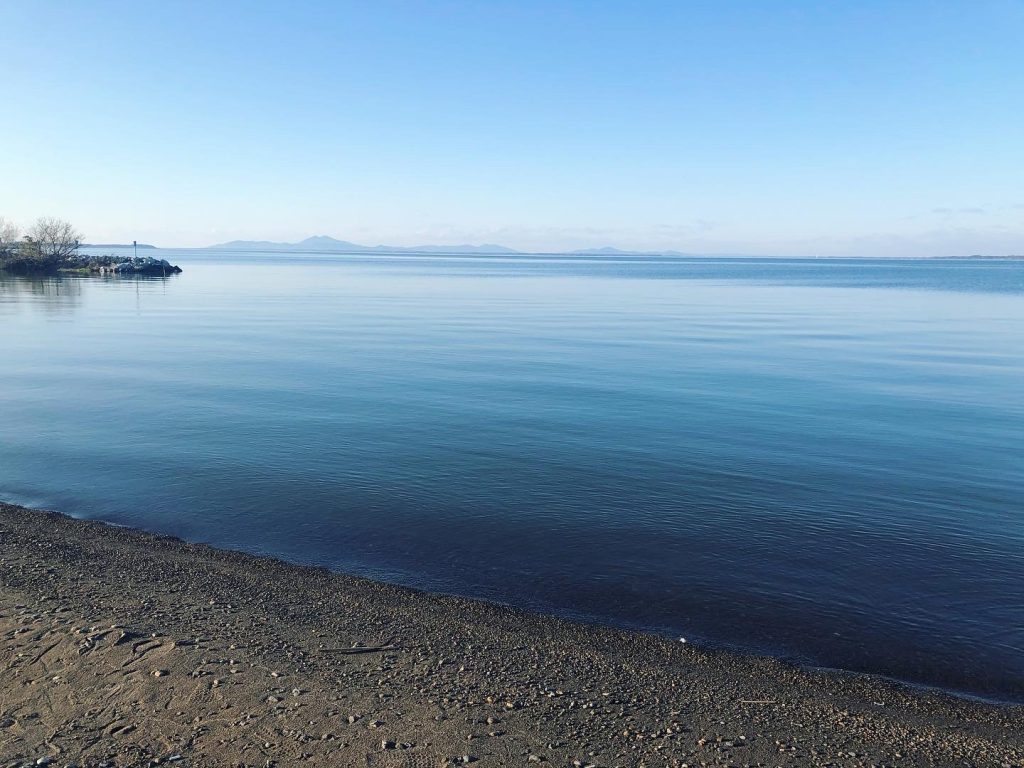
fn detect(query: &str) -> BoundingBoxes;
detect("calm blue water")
[2,252,1023,702]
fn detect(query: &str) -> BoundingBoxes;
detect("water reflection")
[0,273,85,315]
[0,272,177,316]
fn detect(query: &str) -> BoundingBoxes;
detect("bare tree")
[0,217,19,257]
[27,217,82,261]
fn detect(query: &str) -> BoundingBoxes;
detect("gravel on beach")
[0,502,1020,767]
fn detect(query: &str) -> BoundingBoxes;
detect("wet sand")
[0,502,1020,767]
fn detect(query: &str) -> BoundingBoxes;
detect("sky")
[2,1,1023,256]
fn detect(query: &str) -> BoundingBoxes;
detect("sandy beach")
[0,501,1020,768]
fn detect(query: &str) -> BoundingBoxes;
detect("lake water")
[2,251,1022,702]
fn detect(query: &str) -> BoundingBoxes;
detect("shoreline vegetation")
[0,501,1020,767]
[0,216,181,276]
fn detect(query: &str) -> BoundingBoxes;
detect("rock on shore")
[0,502,1021,767]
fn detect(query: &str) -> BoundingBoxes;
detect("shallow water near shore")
[2,251,1022,702]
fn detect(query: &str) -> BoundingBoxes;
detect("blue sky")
[2,1,1022,255]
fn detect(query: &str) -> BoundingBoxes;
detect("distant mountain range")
[83,237,1023,260]
[207,235,519,255]
[205,235,696,257]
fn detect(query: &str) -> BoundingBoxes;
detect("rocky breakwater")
[63,254,184,276]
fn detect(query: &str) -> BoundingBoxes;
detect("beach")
[0,502,1020,768]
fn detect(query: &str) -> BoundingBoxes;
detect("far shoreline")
[80,243,1024,260]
